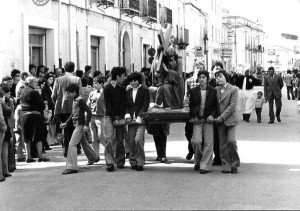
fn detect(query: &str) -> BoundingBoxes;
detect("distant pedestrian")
[254,91,265,123]
[84,65,94,86]
[236,69,259,122]
[284,69,294,100]
[264,67,284,124]
[61,84,99,175]
[294,73,300,100]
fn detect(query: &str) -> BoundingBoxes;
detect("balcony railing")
[159,7,172,27]
[121,0,140,17]
[95,0,115,8]
[141,0,157,23]
[174,25,189,49]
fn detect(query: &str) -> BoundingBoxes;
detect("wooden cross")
[156,24,173,71]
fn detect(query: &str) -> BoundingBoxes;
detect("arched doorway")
[122,31,131,73]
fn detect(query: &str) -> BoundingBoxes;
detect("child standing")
[255,91,264,123]
[61,84,99,175]
[87,76,106,164]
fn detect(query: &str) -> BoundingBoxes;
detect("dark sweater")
[104,83,126,120]
[20,86,45,113]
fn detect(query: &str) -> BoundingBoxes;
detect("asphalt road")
[1,86,300,210]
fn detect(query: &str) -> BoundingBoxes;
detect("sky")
[223,0,300,39]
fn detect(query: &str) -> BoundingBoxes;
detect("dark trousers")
[185,122,194,154]
[255,108,262,122]
[153,125,167,158]
[287,86,294,100]
[59,113,80,157]
[213,125,221,163]
[8,131,16,171]
[294,88,299,100]
[268,94,282,122]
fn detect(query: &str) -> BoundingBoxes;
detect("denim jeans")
[127,124,146,166]
[104,116,125,166]
[191,123,214,171]
[90,115,106,156]
[66,125,98,171]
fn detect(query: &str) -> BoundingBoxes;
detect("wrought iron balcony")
[121,0,140,17]
[95,0,115,9]
[176,27,189,49]
[141,0,157,23]
[159,7,172,26]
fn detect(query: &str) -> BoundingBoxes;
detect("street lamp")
[204,34,209,71]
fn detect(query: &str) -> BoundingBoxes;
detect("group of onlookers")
[283,69,300,101]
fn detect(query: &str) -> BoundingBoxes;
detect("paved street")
[1,86,300,210]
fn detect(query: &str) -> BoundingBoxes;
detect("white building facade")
[0,0,210,79]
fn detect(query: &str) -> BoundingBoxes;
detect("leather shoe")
[26,158,36,163]
[268,121,274,124]
[186,152,193,160]
[277,116,281,122]
[117,164,124,169]
[136,166,144,171]
[222,170,232,174]
[0,178,5,182]
[106,164,114,172]
[155,157,162,161]
[62,169,78,175]
[3,173,12,178]
[200,169,210,174]
[194,165,200,171]
[131,165,137,170]
[38,157,50,162]
[231,167,238,174]
[161,157,168,163]
[17,157,26,162]
[87,157,100,165]
[212,160,222,166]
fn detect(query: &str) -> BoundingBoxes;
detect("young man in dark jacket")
[104,67,127,172]
[125,72,149,171]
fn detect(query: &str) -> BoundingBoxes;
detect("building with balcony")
[0,0,162,78]
[0,0,215,80]
[222,15,265,74]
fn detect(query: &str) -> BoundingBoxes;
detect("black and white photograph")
[0,0,300,210]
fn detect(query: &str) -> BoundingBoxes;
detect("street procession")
[1,0,300,210]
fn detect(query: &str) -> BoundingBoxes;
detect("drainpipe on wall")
[131,17,134,73]
[183,0,186,79]
[58,0,62,68]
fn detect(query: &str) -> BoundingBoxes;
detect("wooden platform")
[142,107,190,124]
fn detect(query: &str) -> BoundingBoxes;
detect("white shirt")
[132,85,141,103]
[221,83,228,94]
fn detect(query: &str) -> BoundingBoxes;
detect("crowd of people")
[0,57,295,181]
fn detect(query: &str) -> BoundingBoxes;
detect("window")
[29,27,46,66]
[143,44,150,68]
[91,36,100,73]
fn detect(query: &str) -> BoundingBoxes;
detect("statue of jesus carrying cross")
[151,24,184,109]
